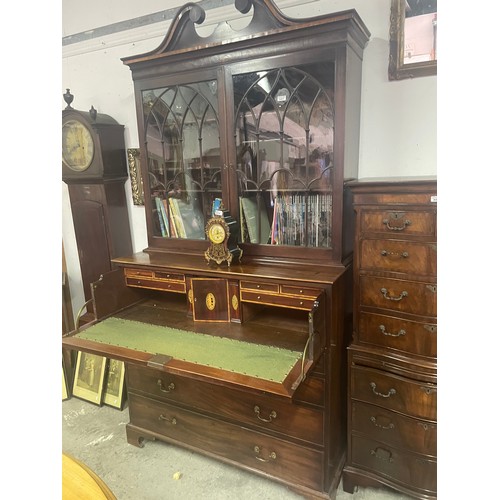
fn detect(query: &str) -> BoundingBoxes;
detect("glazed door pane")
[142,81,222,239]
[233,63,335,247]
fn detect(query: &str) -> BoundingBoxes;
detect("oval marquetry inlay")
[206,293,216,310]
[232,294,238,310]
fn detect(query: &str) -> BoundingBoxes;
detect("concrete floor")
[62,397,413,500]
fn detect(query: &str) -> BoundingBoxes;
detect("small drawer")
[349,434,436,495]
[360,209,436,238]
[240,281,280,293]
[240,290,316,310]
[358,312,437,358]
[351,401,436,456]
[359,276,437,318]
[360,240,436,276]
[153,271,185,282]
[125,277,186,293]
[128,393,324,491]
[350,365,437,420]
[280,285,320,298]
[124,268,154,278]
[127,364,323,445]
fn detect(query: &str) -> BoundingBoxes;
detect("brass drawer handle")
[158,414,177,425]
[254,446,277,462]
[370,416,395,430]
[157,379,175,393]
[379,325,406,337]
[380,250,409,258]
[382,216,411,231]
[254,405,277,423]
[370,382,396,398]
[370,447,394,462]
[380,288,408,301]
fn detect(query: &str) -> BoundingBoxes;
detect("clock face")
[62,119,95,171]
[208,222,226,244]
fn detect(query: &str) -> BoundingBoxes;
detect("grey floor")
[62,396,413,500]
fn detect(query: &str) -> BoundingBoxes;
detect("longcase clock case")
[62,1,370,498]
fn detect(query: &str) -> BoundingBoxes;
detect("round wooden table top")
[62,453,116,499]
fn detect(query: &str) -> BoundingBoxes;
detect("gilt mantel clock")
[62,90,133,322]
[205,205,241,266]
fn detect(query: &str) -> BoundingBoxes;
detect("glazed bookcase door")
[233,62,334,248]
[142,78,223,244]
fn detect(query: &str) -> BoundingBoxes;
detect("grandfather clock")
[62,89,133,324]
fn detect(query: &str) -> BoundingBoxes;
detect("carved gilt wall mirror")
[389,0,437,80]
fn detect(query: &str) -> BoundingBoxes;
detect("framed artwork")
[103,359,127,410]
[72,352,108,405]
[127,148,144,205]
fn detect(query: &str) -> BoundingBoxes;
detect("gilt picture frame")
[128,148,144,205]
[72,352,108,405]
[103,359,127,410]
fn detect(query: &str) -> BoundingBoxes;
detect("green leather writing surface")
[77,317,301,383]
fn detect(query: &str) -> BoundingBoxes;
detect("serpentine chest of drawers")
[342,178,437,499]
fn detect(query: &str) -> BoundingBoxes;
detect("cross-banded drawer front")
[359,276,437,317]
[351,401,436,456]
[127,364,323,445]
[358,312,437,358]
[360,239,437,276]
[128,393,324,491]
[360,209,436,238]
[124,268,186,293]
[350,365,436,420]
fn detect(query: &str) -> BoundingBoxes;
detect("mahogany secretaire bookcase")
[63,1,370,498]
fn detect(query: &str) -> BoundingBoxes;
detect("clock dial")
[208,223,226,244]
[62,119,94,171]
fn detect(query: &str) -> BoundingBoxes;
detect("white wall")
[62,0,436,317]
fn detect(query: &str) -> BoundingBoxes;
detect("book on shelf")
[239,197,271,244]
[169,197,205,240]
[271,193,332,247]
[154,197,169,237]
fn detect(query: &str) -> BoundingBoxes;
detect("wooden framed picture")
[72,352,107,405]
[103,359,126,410]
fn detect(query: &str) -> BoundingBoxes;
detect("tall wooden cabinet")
[63,2,370,498]
[343,178,437,499]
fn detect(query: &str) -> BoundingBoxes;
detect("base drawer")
[351,401,436,456]
[128,393,324,491]
[350,365,436,420]
[350,434,436,495]
[127,364,324,445]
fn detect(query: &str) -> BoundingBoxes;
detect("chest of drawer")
[360,239,436,276]
[127,364,323,445]
[358,312,437,358]
[359,209,436,238]
[349,434,436,495]
[350,365,436,420]
[128,393,324,491]
[359,276,437,318]
[351,401,436,456]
